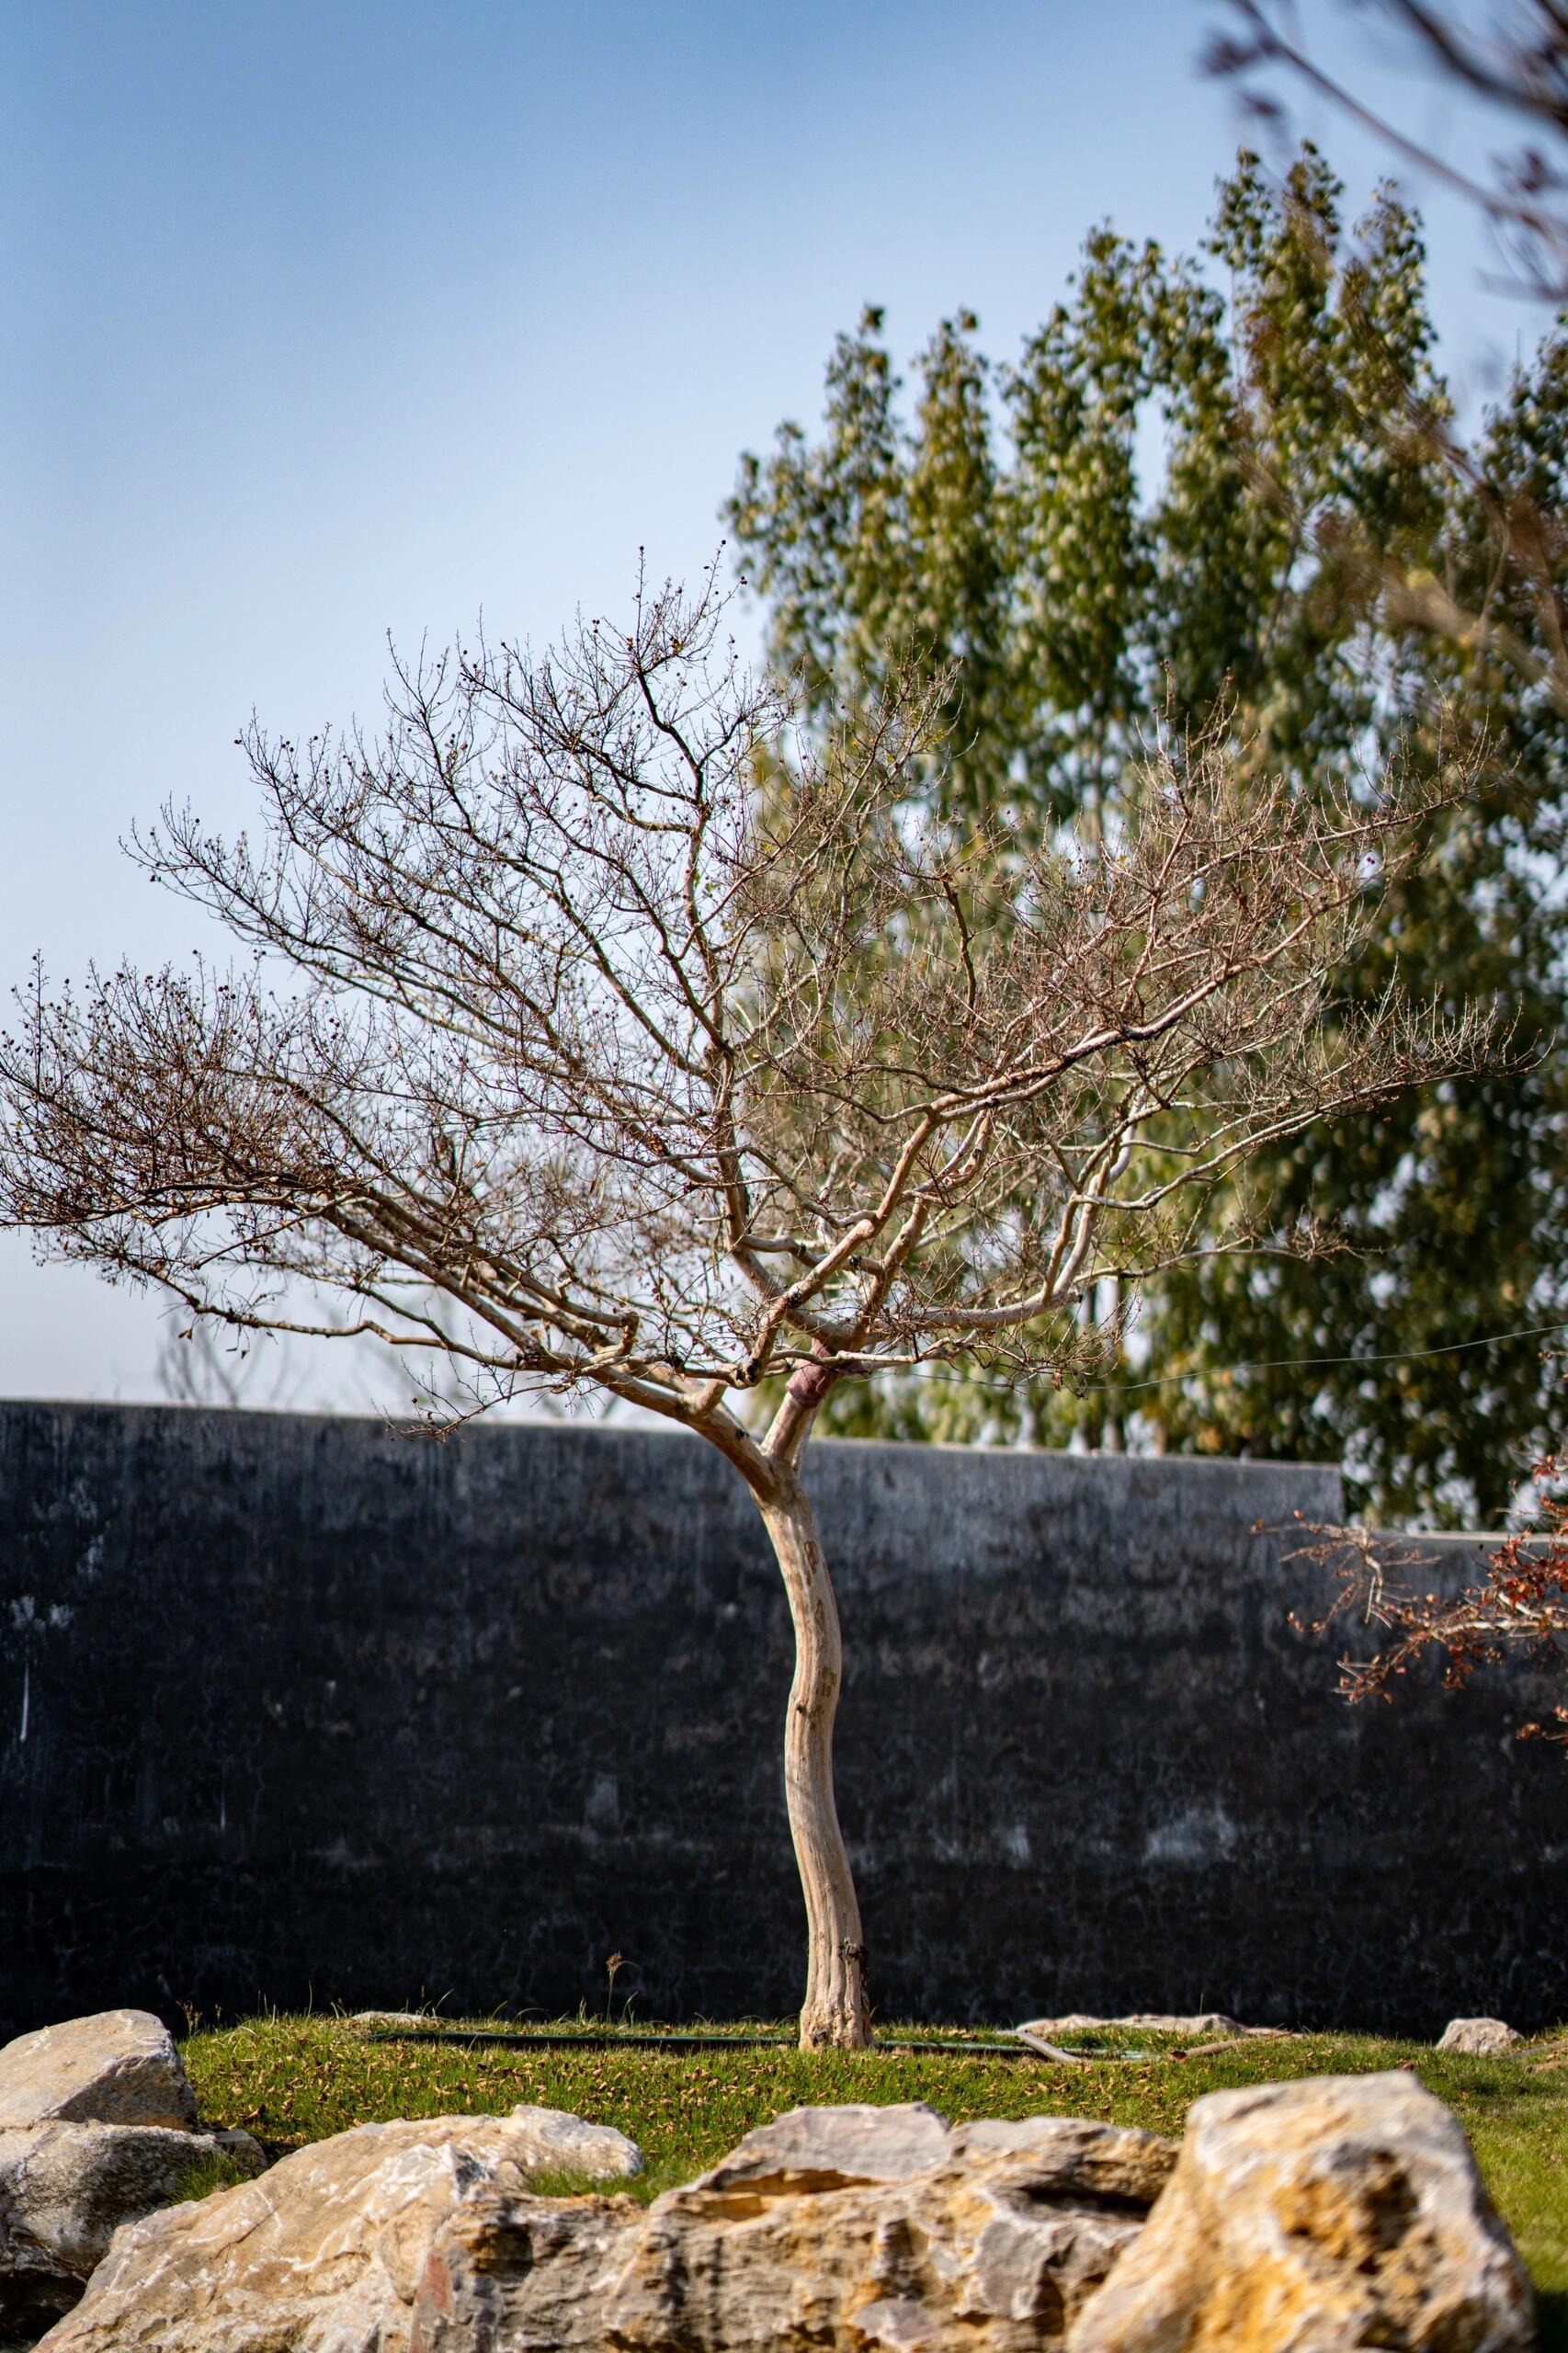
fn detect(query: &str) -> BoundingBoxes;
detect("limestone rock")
[506,2102,645,2179]
[946,2114,1176,2203]
[1019,2014,1246,2042]
[0,2014,198,2133]
[692,2097,954,2189]
[0,2120,265,2347]
[35,2105,643,2353]
[408,2101,1177,2351]
[1437,2017,1525,2055]
[1068,2070,1533,2351]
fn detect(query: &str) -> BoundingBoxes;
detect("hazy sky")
[0,0,1537,1408]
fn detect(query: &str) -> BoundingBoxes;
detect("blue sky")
[0,0,1537,1405]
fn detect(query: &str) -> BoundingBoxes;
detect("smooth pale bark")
[757,1472,870,2051]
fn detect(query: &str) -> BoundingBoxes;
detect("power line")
[909,1315,1568,1400]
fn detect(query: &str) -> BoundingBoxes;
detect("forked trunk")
[757,1473,871,2051]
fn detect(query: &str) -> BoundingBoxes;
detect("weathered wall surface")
[0,1402,1562,2041]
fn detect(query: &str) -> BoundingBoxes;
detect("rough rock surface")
[408,2101,1177,2351]
[1437,2017,1525,2056]
[1018,2015,1252,2042]
[1068,2070,1533,2351]
[35,2105,644,2353]
[0,2121,264,2344]
[0,2011,227,2350]
[693,2098,955,2188]
[0,2015,198,2133]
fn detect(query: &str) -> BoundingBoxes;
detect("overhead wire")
[901,1314,1568,1399]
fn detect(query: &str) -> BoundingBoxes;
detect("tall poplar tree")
[727,151,1568,1522]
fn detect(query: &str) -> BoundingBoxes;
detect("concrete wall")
[1,1401,1562,2042]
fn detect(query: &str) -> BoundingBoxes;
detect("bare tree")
[1209,1,1568,299]
[0,566,1497,2046]
[156,1309,310,1410]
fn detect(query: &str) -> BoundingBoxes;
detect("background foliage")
[727,150,1568,1523]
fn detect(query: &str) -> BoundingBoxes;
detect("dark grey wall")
[1,1402,1562,2042]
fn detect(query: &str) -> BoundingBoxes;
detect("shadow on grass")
[170,2151,257,2205]
[1538,2289,1568,2351]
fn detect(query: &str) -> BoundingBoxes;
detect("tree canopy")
[727,150,1568,1523]
[0,577,1492,2040]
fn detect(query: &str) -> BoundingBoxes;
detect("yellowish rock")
[1067,2071,1532,2352]
[1018,2015,1246,2042]
[35,2106,642,2353]
[0,2119,265,2341]
[1437,2018,1524,2056]
[409,2102,1177,2350]
[0,2012,198,2133]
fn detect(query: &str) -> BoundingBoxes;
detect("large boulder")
[1437,2018,1525,2056]
[0,2121,265,2345]
[1068,2071,1533,2351]
[0,2014,198,2133]
[35,2105,643,2353]
[407,2102,1177,2351]
[0,2010,229,2349]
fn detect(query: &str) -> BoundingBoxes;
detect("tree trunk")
[757,1472,871,2051]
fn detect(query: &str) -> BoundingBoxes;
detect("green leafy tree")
[727,150,1568,1521]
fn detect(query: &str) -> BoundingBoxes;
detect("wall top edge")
[0,1394,1342,1485]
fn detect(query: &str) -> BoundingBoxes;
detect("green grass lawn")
[180,2017,1568,2339]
